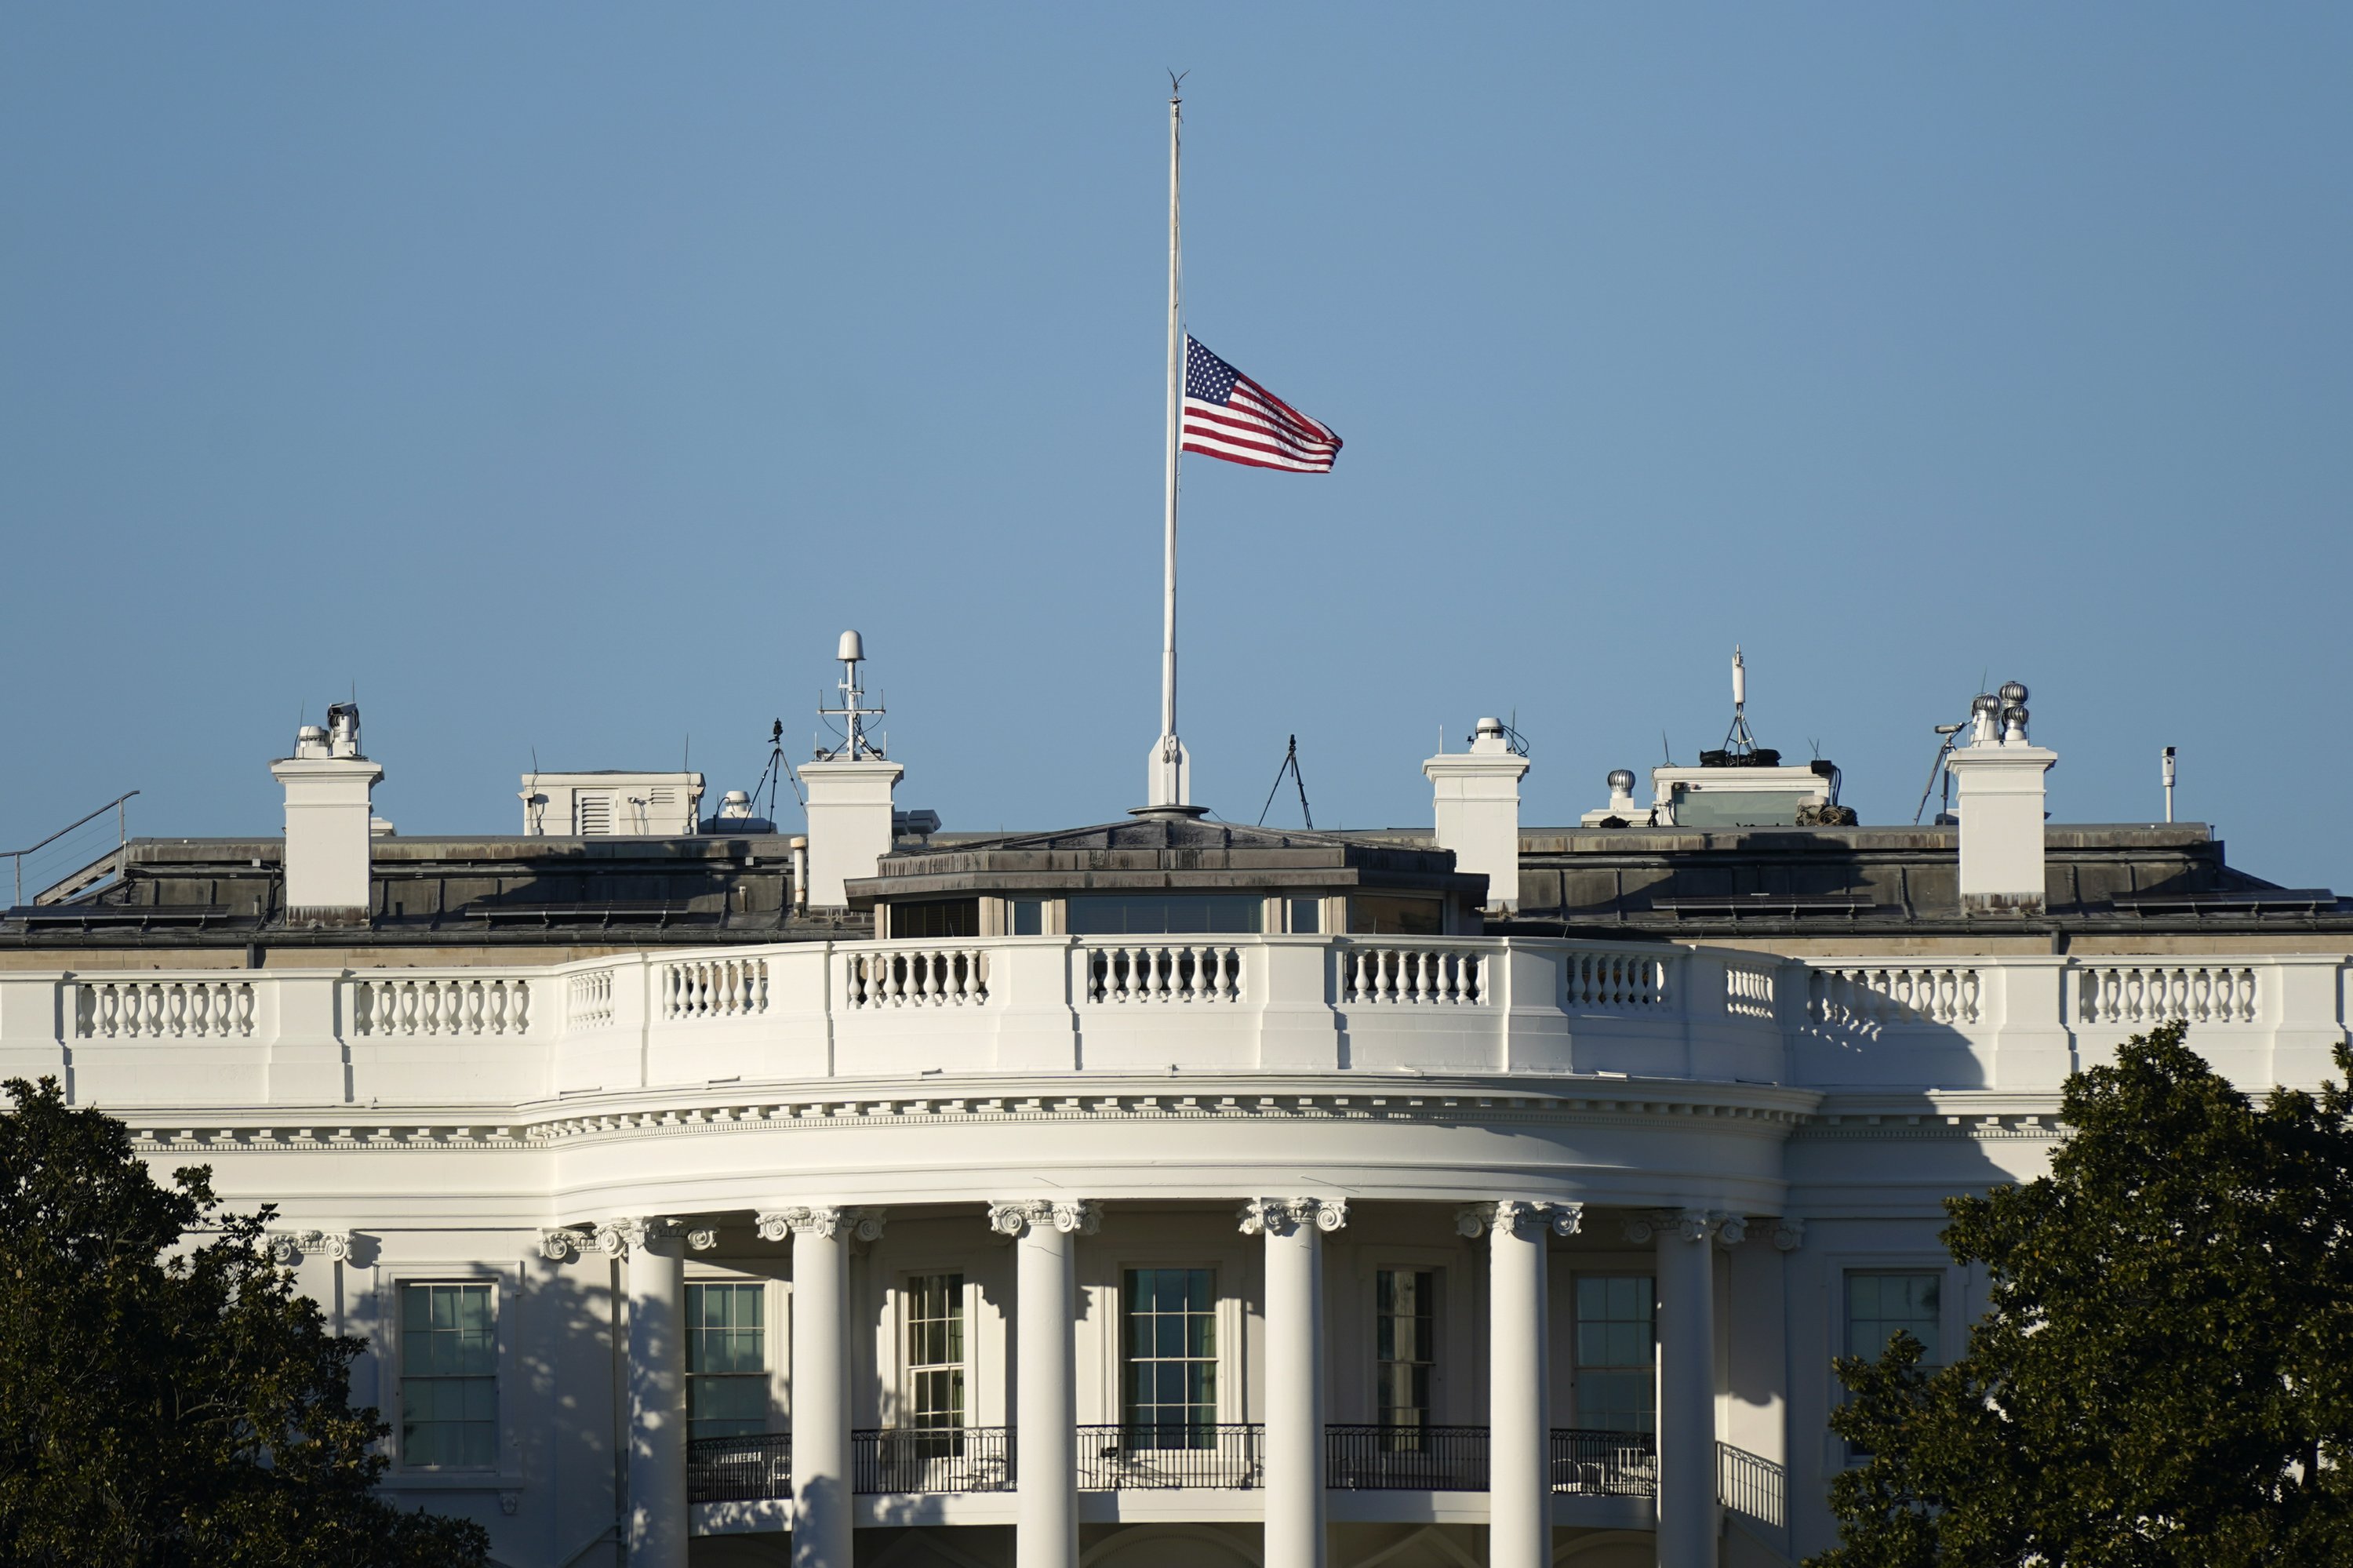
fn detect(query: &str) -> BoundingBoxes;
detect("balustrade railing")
[852,1426,1014,1493]
[1326,1424,1487,1490]
[2076,964,2258,1026]
[1807,965,1980,1030]
[1082,942,1242,1004]
[664,956,768,1020]
[846,948,990,1009]
[1551,1428,1657,1495]
[1075,1424,1263,1490]
[1565,951,1667,1011]
[1724,963,1777,1020]
[686,1431,791,1504]
[1718,1440,1784,1527]
[351,976,531,1037]
[74,979,256,1039]
[566,968,614,1031]
[1340,946,1486,1006]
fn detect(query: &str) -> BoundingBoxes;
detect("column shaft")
[1656,1221,1718,1568]
[1016,1223,1076,1568]
[626,1228,688,1568]
[791,1224,852,1568]
[1489,1217,1548,1568]
[1262,1214,1326,1568]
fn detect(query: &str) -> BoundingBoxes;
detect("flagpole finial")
[1168,68,1187,101]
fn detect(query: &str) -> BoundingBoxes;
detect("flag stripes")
[1180,337,1342,474]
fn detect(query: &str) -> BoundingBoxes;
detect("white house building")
[2,651,2345,1568]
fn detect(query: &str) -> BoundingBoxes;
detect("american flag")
[1180,337,1343,474]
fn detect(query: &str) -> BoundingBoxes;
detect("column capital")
[755,1205,884,1243]
[1237,1196,1347,1237]
[544,1217,713,1259]
[987,1199,1102,1238]
[1620,1207,1740,1246]
[1770,1217,1805,1252]
[263,1228,353,1264]
[1455,1200,1583,1240]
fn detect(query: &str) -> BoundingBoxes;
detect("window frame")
[897,1270,970,1434]
[384,1265,515,1479]
[1824,1256,1957,1467]
[1370,1264,1443,1432]
[1569,1270,1658,1435]
[684,1277,773,1444]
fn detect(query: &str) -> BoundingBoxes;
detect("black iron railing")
[1551,1428,1657,1495]
[687,1431,791,1504]
[1075,1424,1264,1490]
[1326,1424,1489,1490]
[853,1426,1016,1493]
[1718,1440,1784,1527]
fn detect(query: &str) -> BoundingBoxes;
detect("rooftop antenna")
[1257,735,1314,830]
[2162,746,2177,824]
[814,630,886,762]
[1723,645,1760,758]
[1660,730,1673,767]
[1911,701,1976,825]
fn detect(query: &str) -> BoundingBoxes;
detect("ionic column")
[624,1218,690,1568]
[761,1206,884,1568]
[988,1199,1101,1568]
[1458,1201,1583,1568]
[1240,1197,1347,1568]
[1631,1209,1734,1568]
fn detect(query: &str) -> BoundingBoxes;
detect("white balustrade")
[845,948,990,1009]
[2076,965,2258,1026]
[1723,963,1777,1021]
[1563,951,1667,1011]
[1339,945,1484,1006]
[1807,966,1980,1030]
[568,968,615,1031]
[663,957,769,1020]
[352,976,532,1037]
[75,979,256,1039]
[1083,942,1240,1004]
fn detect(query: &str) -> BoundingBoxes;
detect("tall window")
[686,1282,766,1442]
[1846,1272,1940,1365]
[904,1273,966,1438]
[1574,1275,1656,1434]
[1124,1268,1217,1446]
[401,1282,497,1468]
[1375,1269,1437,1432]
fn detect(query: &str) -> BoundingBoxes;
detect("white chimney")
[1947,682,2056,913]
[800,629,903,908]
[269,702,382,925]
[1424,716,1530,912]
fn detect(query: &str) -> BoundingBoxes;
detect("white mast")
[1147,80,1191,809]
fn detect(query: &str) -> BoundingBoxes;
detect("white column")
[1642,1209,1728,1568]
[762,1206,882,1568]
[1460,1201,1583,1568]
[990,1199,1101,1568]
[624,1219,689,1568]
[1241,1197,1346,1568]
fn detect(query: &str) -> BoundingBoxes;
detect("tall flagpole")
[1148,79,1189,809]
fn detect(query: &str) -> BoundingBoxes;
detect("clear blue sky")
[5,7,2349,890]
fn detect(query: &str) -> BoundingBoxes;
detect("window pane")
[401,1283,498,1468]
[1123,1268,1217,1442]
[1374,1269,1438,1428]
[1574,1275,1654,1433]
[1347,894,1443,935]
[1011,899,1043,936]
[1846,1271,1942,1365]
[1288,897,1322,934]
[904,1274,966,1431]
[1068,895,1264,935]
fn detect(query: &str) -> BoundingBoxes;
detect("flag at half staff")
[1180,337,1343,474]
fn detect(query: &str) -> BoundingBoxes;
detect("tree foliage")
[0,1076,489,1567]
[1812,1022,2353,1567]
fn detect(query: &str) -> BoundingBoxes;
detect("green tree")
[1813,1022,2353,1567]
[0,1076,490,1567]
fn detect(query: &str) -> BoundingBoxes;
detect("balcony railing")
[853,1425,1014,1493]
[1551,1427,1657,1495]
[687,1431,790,1504]
[1718,1440,1784,1527]
[1326,1423,1488,1490]
[1075,1424,1264,1490]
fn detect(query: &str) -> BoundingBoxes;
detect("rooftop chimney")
[1947,682,2056,913]
[1424,717,1530,912]
[799,631,904,908]
[269,702,381,925]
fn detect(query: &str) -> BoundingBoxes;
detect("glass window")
[1574,1275,1655,1434]
[890,898,979,940]
[1347,895,1443,935]
[1375,1269,1437,1433]
[1009,899,1043,937]
[1067,895,1264,935]
[1287,897,1322,934]
[686,1282,767,1442]
[401,1282,497,1468]
[1846,1271,1940,1365]
[904,1273,966,1436]
[1123,1268,1217,1447]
